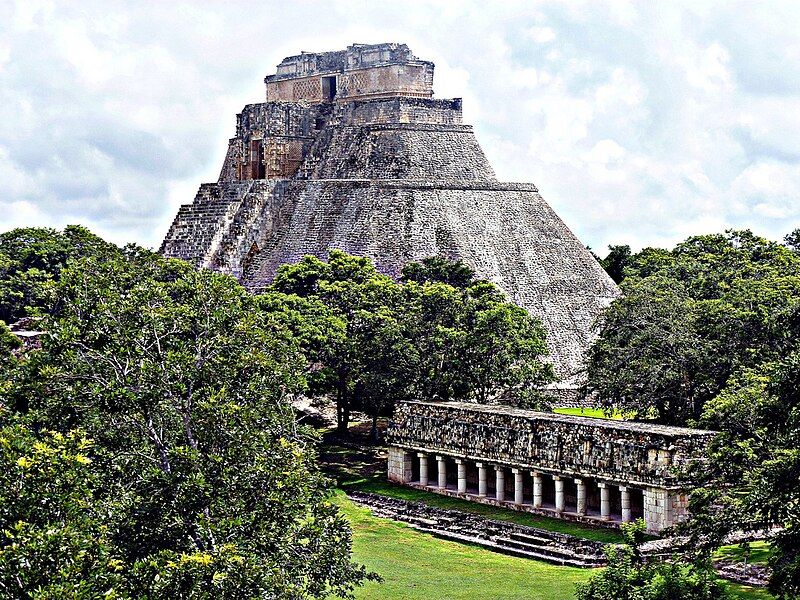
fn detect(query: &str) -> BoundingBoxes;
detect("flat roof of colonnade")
[386,401,717,489]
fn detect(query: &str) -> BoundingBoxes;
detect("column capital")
[552,474,562,482]
[619,485,628,492]
[494,465,505,472]
[435,455,445,462]
[454,458,464,465]
[475,462,484,469]
[598,482,608,489]
[417,452,427,459]
[574,478,584,485]
[531,471,541,478]
[511,467,521,474]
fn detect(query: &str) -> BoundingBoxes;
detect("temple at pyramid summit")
[160,43,620,388]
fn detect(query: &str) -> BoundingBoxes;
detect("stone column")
[456,459,467,494]
[620,486,632,522]
[495,466,505,502]
[436,455,447,489]
[476,462,488,497]
[532,471,543,508]
[554,475,565,513]
[417,453,429,487]
[576,478,587,516]
[512,468,524,505]
[599,482,611,520]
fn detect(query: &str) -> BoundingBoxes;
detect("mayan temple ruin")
[159,43,714,534]
[160,42,619,388]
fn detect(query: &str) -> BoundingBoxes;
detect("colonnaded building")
[161,43,715,534]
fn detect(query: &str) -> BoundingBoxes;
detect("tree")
[584,277,714,424]
[600,244,632,284]
[272,251,554,433]
[10,249,371,598]
[400,256,476,289]
[0,225,119,324]
[783,228,800,253]
[271,251,402,434]
[585,230,800,425]
[0,420,129,599]
[585,229,800,596]
[690,353,800,599]
[575,520,731,600]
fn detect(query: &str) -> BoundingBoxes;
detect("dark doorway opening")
[322,76,337,101]
[249,139,265,179]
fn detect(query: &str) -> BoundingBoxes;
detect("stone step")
[508,531,554,546]
[492,536,605,566]
[414,526,602,568]
[346,491,608,569]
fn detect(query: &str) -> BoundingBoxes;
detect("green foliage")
[0,419,128,599]
[400,256,476,289]
[600,244,633,284]
[0,225,119,323]
[693,352,800,599]
[576,521,731,600]
[272,251,553,434]
[2,245,372,598]
[586,229,800,598]
[585,230,800,425]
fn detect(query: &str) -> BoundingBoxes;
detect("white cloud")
[0,0,799,254]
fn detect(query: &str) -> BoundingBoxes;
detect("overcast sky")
[2,0,800,253]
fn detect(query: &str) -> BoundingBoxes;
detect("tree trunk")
[370,413,379,443]
[336,371,350,435]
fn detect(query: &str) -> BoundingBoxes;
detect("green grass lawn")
[715,540,773,565]
[333,491,774,600]
[553,407,626,419]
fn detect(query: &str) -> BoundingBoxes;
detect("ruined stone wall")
[302,124,495,181]
[265,43,434,103]
[386,401,715,488]
[339,97,463,126]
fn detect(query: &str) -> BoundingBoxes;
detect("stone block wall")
[264,43,434,103]
[387,446,412,483]
[644,487,690,532]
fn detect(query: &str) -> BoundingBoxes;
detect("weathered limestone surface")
[160,42,620,382]
[387,401,715,489]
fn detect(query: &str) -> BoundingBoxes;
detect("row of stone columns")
[417,453,635,522]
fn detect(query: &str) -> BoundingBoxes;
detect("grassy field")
[553,407,625,419]
[715,540,773,565]
[334,491,774,600]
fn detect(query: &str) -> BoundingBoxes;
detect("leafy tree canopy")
[586,228,800,597]
[272,251,554,435]
[585,230,800,425]
[576,520,731,600]
[1,239,372,598]
[0,225,119,324]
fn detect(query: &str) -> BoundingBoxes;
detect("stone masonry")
[160,42,620,386]
[386,401,716,533]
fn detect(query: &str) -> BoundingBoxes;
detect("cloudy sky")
[2,0,800,253]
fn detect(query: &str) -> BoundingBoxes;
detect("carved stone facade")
[386,401,715,533]
[160,42,620,384]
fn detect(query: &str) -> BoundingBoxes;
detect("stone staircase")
[347,491,607,568]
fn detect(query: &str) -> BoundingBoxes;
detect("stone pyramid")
[160,43,619,388]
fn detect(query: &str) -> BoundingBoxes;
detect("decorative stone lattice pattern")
[387,401,716,488]
[160,42,620,382]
